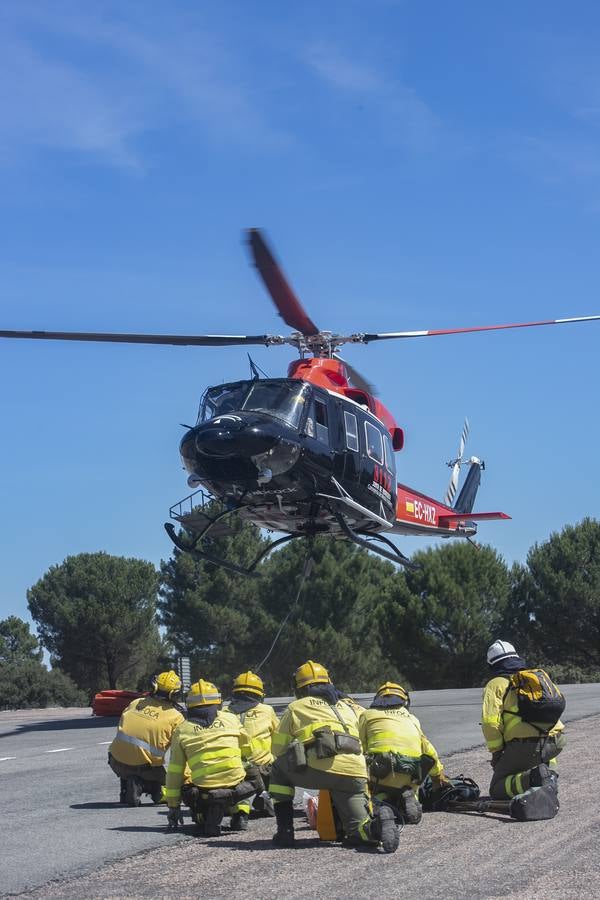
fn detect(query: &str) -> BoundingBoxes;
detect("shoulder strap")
[328,701,351,733]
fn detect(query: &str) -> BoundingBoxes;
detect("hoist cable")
[254,552,314,673]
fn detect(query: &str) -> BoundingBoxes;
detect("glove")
[430,773,451,789]
[167,805,184,830]
[490,750,503,769]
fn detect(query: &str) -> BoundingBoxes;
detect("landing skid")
[164,521,302,578]
[334,512,419,569]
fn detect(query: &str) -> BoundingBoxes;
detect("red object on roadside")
[92,689,147,716]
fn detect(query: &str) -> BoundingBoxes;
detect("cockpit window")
[200,379,309,428]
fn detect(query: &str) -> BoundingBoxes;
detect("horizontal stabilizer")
[439,511,511,525]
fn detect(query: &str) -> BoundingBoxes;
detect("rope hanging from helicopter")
[253,546,314,674]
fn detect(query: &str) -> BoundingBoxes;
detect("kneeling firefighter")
[269,660,399,853]
[226,670,280,830]
[164,679,260,836]
[108,670,185,806]
[359,682,449,824]
[482,640,566,803]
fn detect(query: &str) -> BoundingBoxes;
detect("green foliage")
[28,552,161,695]
[159,520,269,688]
[393,543,511,688]
[160,527,406,695]
[259,538,405,693]
[0,617,86,710]
[507,518,600,674]
[0,615,42,662]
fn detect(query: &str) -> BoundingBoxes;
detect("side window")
[365,421,384,464]
[344,410,359,451]
[384,433,395,472]
[315,399,329,445]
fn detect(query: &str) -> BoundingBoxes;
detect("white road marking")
[98,741,112,745]
[45,748,74,753]
[0,756,17,761]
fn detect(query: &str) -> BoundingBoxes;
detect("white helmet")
[487,640,518,666]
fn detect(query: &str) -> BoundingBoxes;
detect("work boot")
[124,776,143,807]
[272,801,295,848]
[528,764,554,790]
[253,790,276,817]
[202,804,224,837]
[229,811,249,832]
[400,787,423,824]
[150,783,165,805]
[372,804,400,854]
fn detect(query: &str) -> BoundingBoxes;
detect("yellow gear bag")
[316,789,338,841]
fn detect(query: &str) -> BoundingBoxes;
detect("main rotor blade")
[0,329,276,347]
[246,228,320,337]
[361,315,600,342]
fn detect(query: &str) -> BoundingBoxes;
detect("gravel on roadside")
[15,714,600,900]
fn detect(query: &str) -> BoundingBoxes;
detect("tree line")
[2,517,599,708]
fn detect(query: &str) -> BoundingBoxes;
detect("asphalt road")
[2,683,599,897]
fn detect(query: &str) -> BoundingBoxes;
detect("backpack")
[509,783,560,821]
[504,669,566,730]
[419,775,480,812]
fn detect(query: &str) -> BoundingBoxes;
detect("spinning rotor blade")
[334,354,377,396]
[246,229,320,337]
[361,314,600,343]
[444,418,470,507]
[0,330,276,347]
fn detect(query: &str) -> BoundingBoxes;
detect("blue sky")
[1,1,599,624]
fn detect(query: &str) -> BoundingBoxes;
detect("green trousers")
[489,733,566,799]
[270,754,371,842]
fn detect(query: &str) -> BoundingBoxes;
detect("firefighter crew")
[108,670,185,806]
[482,640,566,800]
[269,660,400,853]
[164,679,259,837]
[359,682,450,823]
[226,670,279,829]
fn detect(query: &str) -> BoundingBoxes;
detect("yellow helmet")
[294,660,330,690]
[186,679,221,708]
[152,670,182,699]
[375,681,410,705]
[232,671,265,698]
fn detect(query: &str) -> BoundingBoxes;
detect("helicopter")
[2,229,599,577]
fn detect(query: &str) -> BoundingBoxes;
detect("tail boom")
[391,483,510,538]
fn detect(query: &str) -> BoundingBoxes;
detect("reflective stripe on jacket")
[165,710,250,807]
[273,696,367,779]
[481,676,565,752]
[359,706,443,786]
[109,697,184,767]
[226,702,279,766]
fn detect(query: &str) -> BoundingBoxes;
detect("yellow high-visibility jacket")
[481,676,565,752]
[109,697,184,768]
[226,702,279,766]
[165,710,250,807]
[359,706,443,788]
[273,696,367,779]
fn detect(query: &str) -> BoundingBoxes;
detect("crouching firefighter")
[359,682,450,824]
[108,670,185,806]
[269,660,400,853]
[164,679,261,836]
[108,672,184,806]
[482,640,566,803]
[226,670,279,830]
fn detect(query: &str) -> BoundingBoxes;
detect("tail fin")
[453,458,484,514]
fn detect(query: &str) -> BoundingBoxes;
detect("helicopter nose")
[193,419,278,458]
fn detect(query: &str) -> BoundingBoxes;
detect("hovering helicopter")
[2,230,599,576]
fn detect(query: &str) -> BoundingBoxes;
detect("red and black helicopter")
[2,230,599,575]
